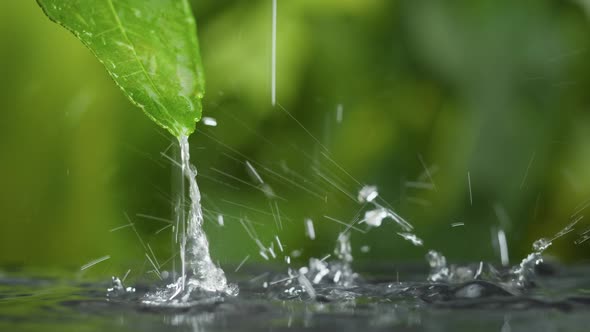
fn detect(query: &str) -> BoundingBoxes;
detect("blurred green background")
[1,0,590,278]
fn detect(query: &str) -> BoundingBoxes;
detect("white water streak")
[234,255,250,272]
[211,167,287,201]
[122,269,131,282]
[520,151,536,189]
[275,235,284,252]
[160,151,182,168]
[224,198,276,217]
[109,223,134,232]
[305,218,316,240]
[145,253,162,280]
[136,213,173,224]
[147,244,160,269]
[571,199,590,218]
[277,103,328,152]
[320,151,362,186]
[575,234,590,245]
[80,255,111,271]
[269,201,279,230]
[270,275,296,286]
[155,224,173,234]
[498,229,509,266]
[551,215,583,242]
[262,165,325,200]
[274,201,283,230]
[467,171,473,205]
[324,215,366,233]
[246,160,264,184]
[315,169,357,202]
[417,154,437,191]
[271,0,277,106]
[474,261,483,279]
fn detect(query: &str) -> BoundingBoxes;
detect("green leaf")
[37,0,205,137]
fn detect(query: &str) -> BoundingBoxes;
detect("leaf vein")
[106,0,175,131]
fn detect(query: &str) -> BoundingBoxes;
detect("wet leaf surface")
[37,0,205,137]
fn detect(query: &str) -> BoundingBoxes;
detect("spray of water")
[509,215,582,288]
[266,184,422,299]
[425,215,585,291]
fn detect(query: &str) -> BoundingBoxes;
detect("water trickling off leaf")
[37,0,205,137]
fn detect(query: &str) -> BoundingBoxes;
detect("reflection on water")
[1,264,590,331]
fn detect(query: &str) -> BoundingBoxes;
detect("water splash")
[107,276,135,298]
[270,185,420,296]
[508,239,550,288]
[303,185,418,288]
[426,250,450,282]
[107,136,583,307]
[271,231,358,299]
[509,216,581,288]
[425,216,585,292]
[306,231,357,287]
[140,136,237,305]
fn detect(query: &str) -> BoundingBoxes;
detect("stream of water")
[137,136,236,306]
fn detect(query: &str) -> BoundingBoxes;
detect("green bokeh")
[1,1,590,279]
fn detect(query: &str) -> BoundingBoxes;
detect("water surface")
[1,264,589,331]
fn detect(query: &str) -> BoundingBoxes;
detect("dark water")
[1,264,590,332]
